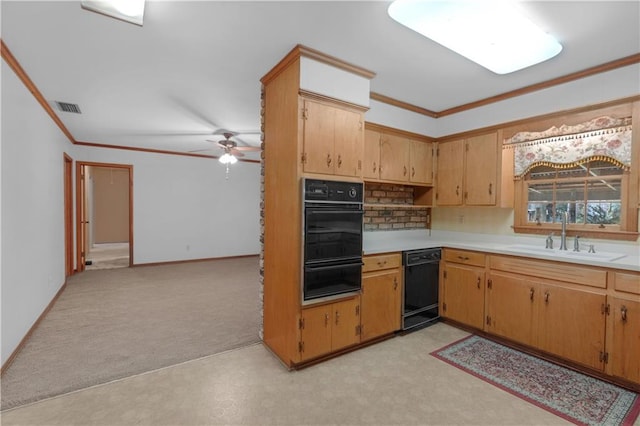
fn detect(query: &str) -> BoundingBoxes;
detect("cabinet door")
[538,284,606,370]
[302,100,335,175]
[380,134,410,182]
[409,140,433,184]
[610,298,640,384]
[363,129,381,180]
[300,304,332,362]
[436,139,464,205]
[361,270,401,341]
[334,108,363,178]
[442,263,485,329]
[331,297,361,351]
[465,133,498,205]
[486,272,538,347]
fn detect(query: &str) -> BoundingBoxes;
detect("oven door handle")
[305,261,364,272]
[306,209,364,215]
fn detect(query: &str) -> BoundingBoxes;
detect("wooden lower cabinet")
[536,283,606,371]
[610,297,640,383]
[485,271,538,347]
[299,297,360,362]
[441,263,485,329]
[361,253,402,341]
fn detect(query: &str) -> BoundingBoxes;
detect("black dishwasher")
[402,248,441,330]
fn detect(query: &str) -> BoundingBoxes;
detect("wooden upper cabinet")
[302,98,363,178]
[334,107,363,177]
[465,132,499,205]
[380,133,410,182]
[436,132,500,206]
[302,100,335,175]
[409,140,433,185]
[436,139,465,205]
[363,128,381,180]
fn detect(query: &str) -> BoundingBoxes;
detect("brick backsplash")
[364,183,430,231]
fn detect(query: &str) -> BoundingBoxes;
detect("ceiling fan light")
[219,153,238,165]
[387,0,563,74]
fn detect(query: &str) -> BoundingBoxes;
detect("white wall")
[1,60,70,365]
[436,63,640,137]
[72,146,261,264]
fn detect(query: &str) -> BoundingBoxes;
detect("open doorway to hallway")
[76,162,133,271]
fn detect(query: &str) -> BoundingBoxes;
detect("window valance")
[504,116,632,177]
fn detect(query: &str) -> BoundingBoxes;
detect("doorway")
[76,162,133,272]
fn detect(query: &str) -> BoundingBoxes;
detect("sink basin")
[505,244,627,262]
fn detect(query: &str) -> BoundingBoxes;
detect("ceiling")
[2,1,639,162]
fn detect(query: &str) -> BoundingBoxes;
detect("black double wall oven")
[302,178,364,304]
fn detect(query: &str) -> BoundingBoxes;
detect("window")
[509,114,638,240]
[525,159,623,229]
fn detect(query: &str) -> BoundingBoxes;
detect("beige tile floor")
[1,322,633,426]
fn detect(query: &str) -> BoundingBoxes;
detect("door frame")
[64,153,74,276]
[76,161,134,272]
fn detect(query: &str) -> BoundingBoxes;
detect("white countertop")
[363,230,640,272]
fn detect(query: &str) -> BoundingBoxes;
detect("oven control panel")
[303,178,363,203]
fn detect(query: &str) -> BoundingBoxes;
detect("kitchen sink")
[505,244,627,262]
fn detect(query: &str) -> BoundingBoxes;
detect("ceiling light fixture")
[81,0,145,26]
[387,0,563,74]
[218,153,238,165]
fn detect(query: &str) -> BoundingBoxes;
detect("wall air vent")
[55,101,82,114]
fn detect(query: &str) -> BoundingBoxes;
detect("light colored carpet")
[1,256,261,410]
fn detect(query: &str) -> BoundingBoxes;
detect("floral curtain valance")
[504,116,633,177]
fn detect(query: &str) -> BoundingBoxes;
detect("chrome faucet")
[545,233,554,249]
[559,211,568,250]
[573,235,581,252]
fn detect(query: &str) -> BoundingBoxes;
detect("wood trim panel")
[261,44,376,86]
[299,90,369,113]
[369,92,438,118]
[1,281,67,375]
[365,122,435,143]
[371,54,640,119]
[134,254,259,268]
[75,141,261,164]
[490,255,607,288]
[64,153,74,276]
[1,39,76,144]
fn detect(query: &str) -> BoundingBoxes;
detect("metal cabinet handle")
[403,166,407,176]
[324,313,329,326]
[544,291,550,303]
[489,183,493,195]
[455,185,460,195]
[335,310,340,325]
[393,277,398,290]
[476,277,481,288]
[373,162,377,173]
[457,256,469,261]
[412,167,415,177]
[530,288,535,301]
[337,154,342,168]
[621,305,627,322]
[377,260,387,267]
[327,154,332,167]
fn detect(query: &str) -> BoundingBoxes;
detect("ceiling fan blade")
[188,148,213,153]
[233,146,261,152]
[230,149,245,157]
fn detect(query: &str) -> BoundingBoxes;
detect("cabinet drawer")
[363,253,401,273]
[490,255,607,288]
[443,249,485,267]
[613,272,640,295]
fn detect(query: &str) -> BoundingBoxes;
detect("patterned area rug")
[431,335,640,426]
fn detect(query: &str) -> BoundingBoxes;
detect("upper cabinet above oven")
[301,98,365,178]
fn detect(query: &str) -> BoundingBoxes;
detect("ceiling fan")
[210,132,261,163]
